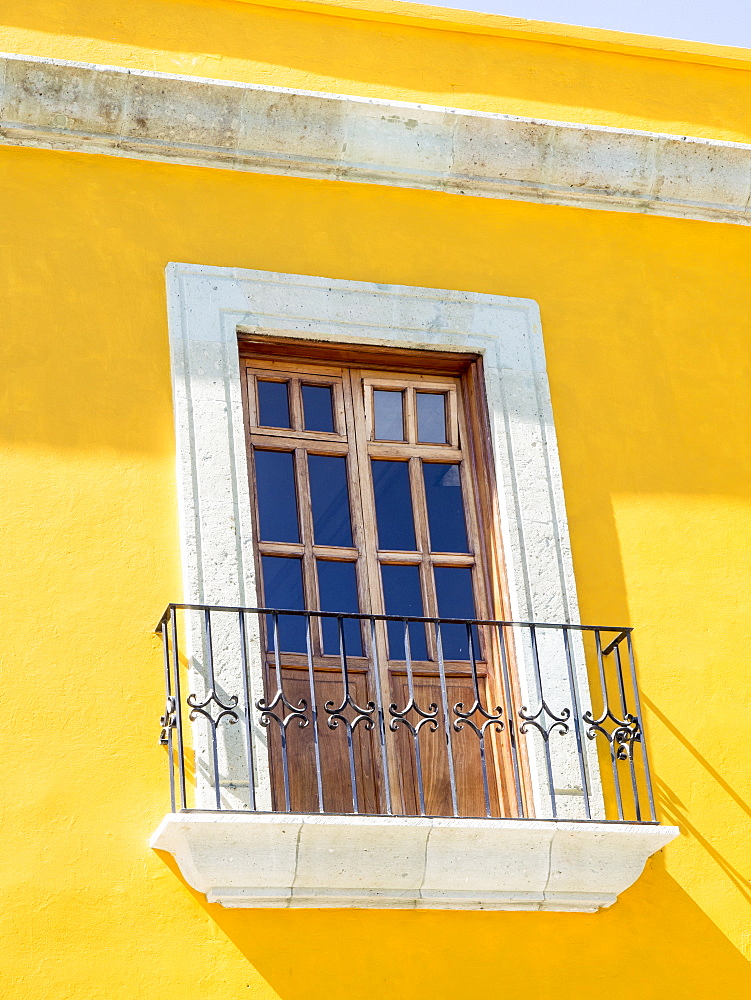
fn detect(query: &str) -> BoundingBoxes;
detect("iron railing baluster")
[407,622,426,816]
[169,607,188,810]
[341,617,359,815]
[305,615,324,814]
[388,620,438,817]
[325,616,377,815]
[518,625,570,819]
[255,612,309,813]
[497,623,523,817]
[532,625,556,818]
[435,622,459,817]
[561,625,591,820]
[594,628,624,820]
[159,619,176,812]
[238,609,257,811]
[613,639,641,820]
[370,617,393,816]
[275,613,292,812]
[626,631,656,822]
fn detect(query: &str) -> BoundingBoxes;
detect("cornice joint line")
[2,51,750,225]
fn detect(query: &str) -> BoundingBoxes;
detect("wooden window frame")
[239,333,511,623]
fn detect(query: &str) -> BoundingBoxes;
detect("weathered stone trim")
[2,51,751,224]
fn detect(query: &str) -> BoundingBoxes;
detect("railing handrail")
[155,602,633,635]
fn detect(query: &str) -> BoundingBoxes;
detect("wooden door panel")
[389,673,503,817]
[266,667,381,814]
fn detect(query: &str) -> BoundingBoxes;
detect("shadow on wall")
[154,849,751,1000]
[645,694,751,906]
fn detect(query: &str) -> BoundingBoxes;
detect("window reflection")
[255,451,299,543]
[435,566,477,660]
[372,460,416,551]
[261,555,307,652]
[416,392,447,443]
[373,389,405,440]
[318,560,362,656]
[257,380,291,428]
[423,462,468,552]
[381,564,428,660]
[309,455,353,547]
[303,384,335,433]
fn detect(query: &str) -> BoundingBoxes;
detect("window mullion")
[295,444,321,656]
[410,454,437,660]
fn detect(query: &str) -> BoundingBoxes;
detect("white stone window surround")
[151,263,678,911]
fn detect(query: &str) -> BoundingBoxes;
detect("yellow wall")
[2,3,750,998]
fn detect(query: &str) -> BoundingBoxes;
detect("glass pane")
[261,555,306,652]
[381,564,428,661]
[423,462,469,553]
[257,380,291,428]
[302,384,335,433]
[434,566,477,660]
[416,392,447,443]
[255,451,299,543]
[309,455,352,547]
[318,560,362,656]
[372,460,416,551]
[373,389,405,440]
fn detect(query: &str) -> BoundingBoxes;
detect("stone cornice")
[2,52,751,225]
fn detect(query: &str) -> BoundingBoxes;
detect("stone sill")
[151,812,678,911]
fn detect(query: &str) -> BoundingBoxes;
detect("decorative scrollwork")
[159,696,176,745]
[389,695,440,736]
[453,698,504,738]
[585,708,641,760]
[256,689,309,732]
[518,700,570,741]
[187,688,239,729]
[326,690,376,734]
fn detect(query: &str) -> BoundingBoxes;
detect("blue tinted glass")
[255,451,299,543]
[309,455,353,548]
[423,463,468,553]
[318,561,362,656]
[374,390,404,440]
[381,564,428,661]
[302,384,335,433]
[261,556,306,652]
[416,393,447,443]
[257,380,290,428]
[435,566,477,660]
[372,460,416,551]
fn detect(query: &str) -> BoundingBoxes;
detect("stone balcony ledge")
[151,812,678,912]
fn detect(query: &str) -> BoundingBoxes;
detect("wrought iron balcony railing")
[156,604,657,824]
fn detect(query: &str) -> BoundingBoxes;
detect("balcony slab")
[151,812,678,912]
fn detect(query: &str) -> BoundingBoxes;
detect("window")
[241,340,516,816]
[156,265,675,913]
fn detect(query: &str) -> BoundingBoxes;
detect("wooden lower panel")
[389,673,504,818]
[265,667,381,814]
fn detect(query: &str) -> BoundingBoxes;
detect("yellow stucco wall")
[2,3,750,998]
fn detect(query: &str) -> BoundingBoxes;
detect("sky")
[416,0,751,49]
